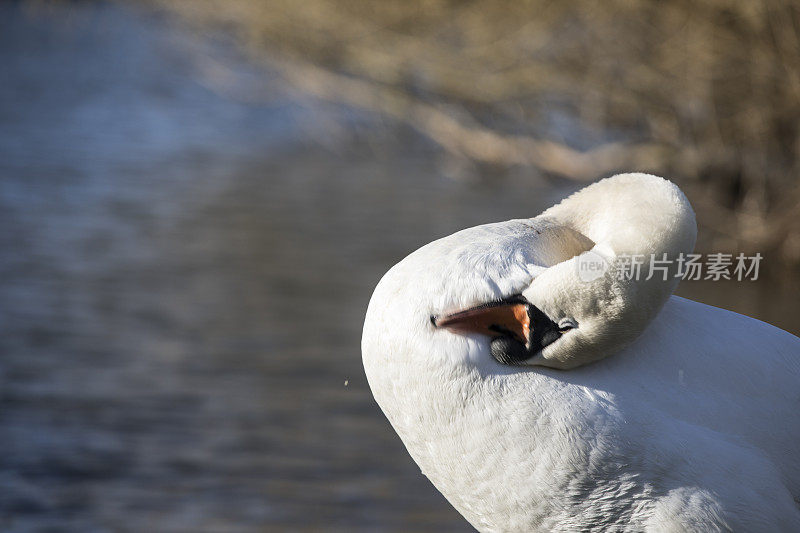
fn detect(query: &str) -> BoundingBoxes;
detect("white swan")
[362,173,800,532]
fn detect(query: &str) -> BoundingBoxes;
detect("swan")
[361,173,800,532]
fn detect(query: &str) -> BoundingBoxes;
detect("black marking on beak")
[434,295,569,365]
[489,299,563,365]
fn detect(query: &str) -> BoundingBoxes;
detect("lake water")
[1,3,797,532]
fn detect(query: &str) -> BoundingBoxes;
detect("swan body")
[362,174,800,531]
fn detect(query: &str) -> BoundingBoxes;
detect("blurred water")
[0,3,798,532]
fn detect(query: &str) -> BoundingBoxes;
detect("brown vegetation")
[151,0,800,275]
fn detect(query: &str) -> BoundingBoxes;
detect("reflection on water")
[0,3,797,532]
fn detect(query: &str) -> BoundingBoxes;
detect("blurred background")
[1,1,798,531]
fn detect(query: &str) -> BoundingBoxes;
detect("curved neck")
[523,173,697,368]
[542,173,696,261]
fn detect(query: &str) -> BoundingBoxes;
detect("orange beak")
[433,300,530,345]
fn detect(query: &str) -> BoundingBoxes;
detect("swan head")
[363,173,697,388]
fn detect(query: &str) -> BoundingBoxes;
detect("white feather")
[362,173,800,531]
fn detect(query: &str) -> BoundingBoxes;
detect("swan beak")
[433,299,530,345]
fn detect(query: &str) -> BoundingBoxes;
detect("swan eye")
[558,318,578,331]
